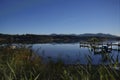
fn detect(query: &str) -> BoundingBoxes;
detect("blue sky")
[0,0,120,36]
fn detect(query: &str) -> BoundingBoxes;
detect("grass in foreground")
[0,45,120,80]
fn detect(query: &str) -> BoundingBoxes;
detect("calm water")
[32,43,120,65]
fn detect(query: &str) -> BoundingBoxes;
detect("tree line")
[0,33,120,44]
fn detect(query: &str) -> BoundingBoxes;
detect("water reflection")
[31,43,120,65]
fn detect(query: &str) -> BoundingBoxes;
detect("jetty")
[79,42,120,52]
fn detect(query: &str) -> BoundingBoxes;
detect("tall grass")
[0,44,120,80]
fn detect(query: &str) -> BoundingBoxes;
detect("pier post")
[80,42,81,48]
[118,43,120,51]
[111,42,112,50]
[102,42,103,52]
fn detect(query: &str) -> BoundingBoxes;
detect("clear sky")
[0,0,120,35]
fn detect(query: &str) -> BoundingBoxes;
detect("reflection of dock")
[80,42,120,62]
[79,42,120,52]
[80,41,120,63]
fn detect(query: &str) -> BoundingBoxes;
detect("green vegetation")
[0,33,120,44]
[0,45,120,80]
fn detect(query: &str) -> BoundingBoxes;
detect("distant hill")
[0,33,120,43]
[50,33,119,38]
[0,33,119,37]
[79,33,118,38]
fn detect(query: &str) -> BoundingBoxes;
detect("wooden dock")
[79,42,120,51]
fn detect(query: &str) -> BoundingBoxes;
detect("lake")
[31,42,120,65]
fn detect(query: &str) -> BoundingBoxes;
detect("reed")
[0,44,119,80]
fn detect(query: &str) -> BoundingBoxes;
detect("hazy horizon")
[0,0,120,36]
[0,32,119,36]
